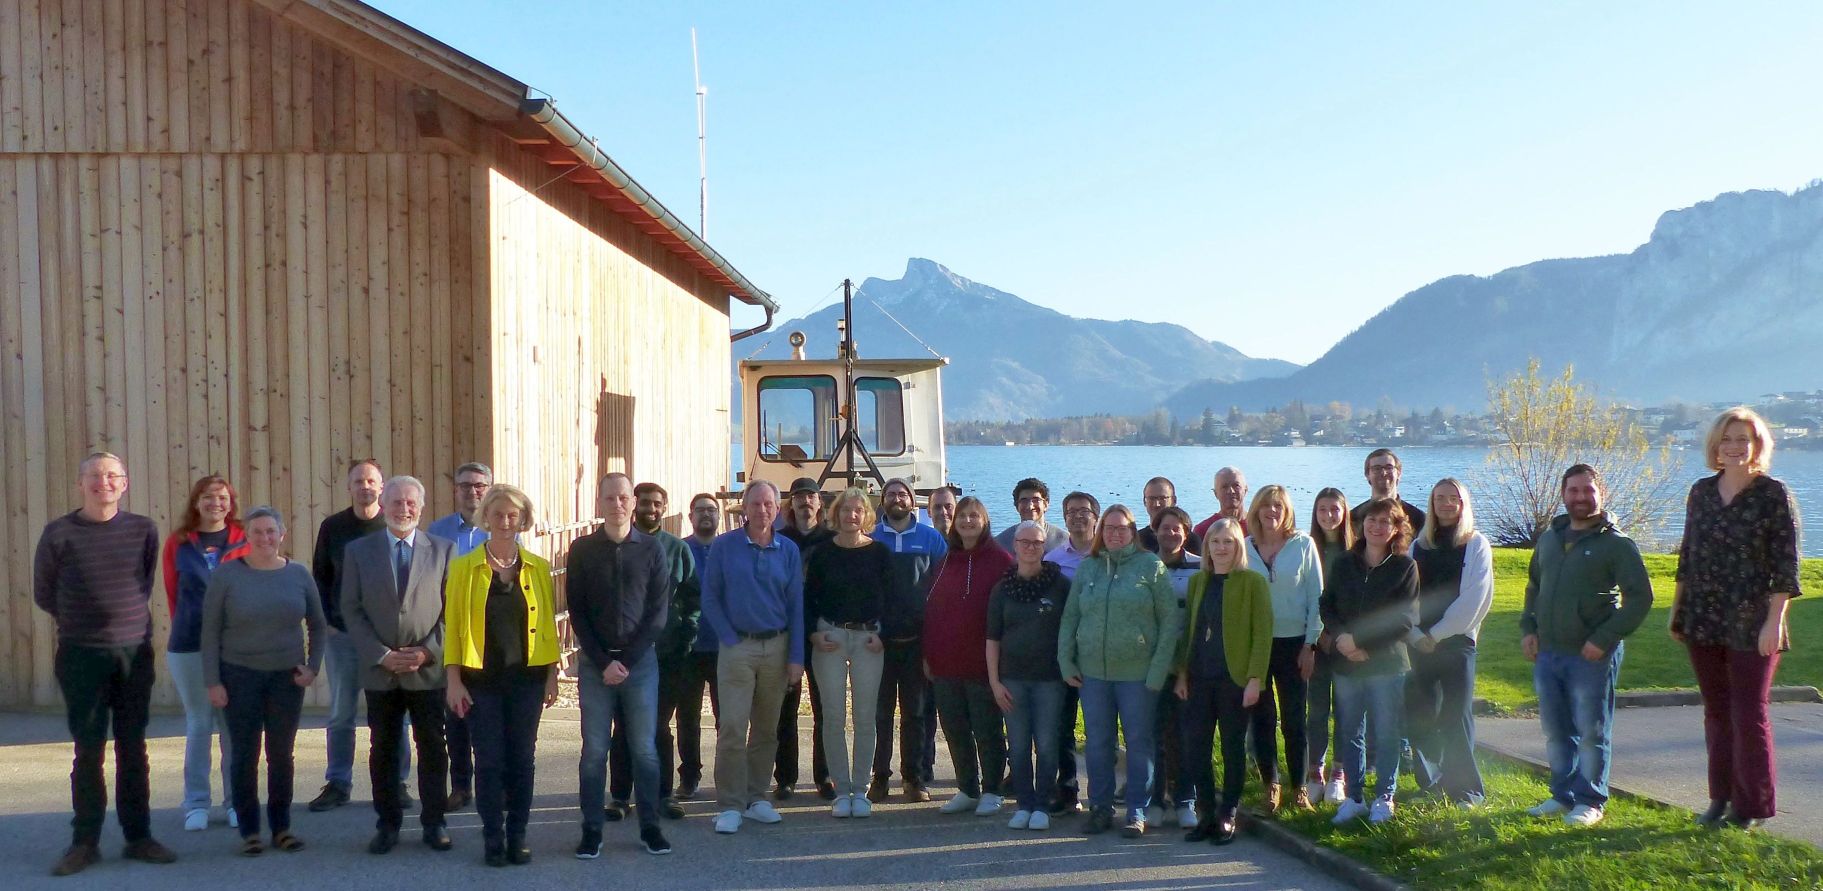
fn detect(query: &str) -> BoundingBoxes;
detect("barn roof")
[253,0,776,313]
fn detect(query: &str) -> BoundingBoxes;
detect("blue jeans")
[324,629,410,789]
[579,650,661,830]
[165,650,231,812]
[1534,643,1623,808]
[1002,679,1066,812]
[1080,678,1155,820]
[1334,670,1406,803]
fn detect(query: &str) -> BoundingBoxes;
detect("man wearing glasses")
[426,461,494,811]
[1137,477,1198,555]
[994,478,1067,553]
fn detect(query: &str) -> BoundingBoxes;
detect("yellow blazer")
[443,545,560,670]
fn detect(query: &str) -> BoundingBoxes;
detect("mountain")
[1164,185,1823,417]
[741,259,1299,422]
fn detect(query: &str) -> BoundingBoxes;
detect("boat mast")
[821,278,885,489]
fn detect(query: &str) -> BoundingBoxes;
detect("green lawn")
[1474,549,1823,713]
[1268,754,1823,890]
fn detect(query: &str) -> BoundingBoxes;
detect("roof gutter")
[519,97,779,339]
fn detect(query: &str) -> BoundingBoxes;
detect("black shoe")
[1084,807,1114,835]
[1185,822,1214,843]
[122,838,178,864]
[1695,800,1729,827]
[661,797,686,820]
[400,785,416,811]
[308,784,350,812]
[1722,812,1767,831]
[507,838,532,865]
[484,841,508,868]
[1047,792,1082,816]
[52,843,101,876]
[603,800,629,822]
[816,780,838,801]
[447,789,473,812]
[1210,815,1238,846]
[575,828,603,860]
[368,829,398,855]
[678,779,700,800]
[773,782,795,800]
[423,825,452,851]
[641,826,672,855]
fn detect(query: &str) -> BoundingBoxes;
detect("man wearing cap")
[868,478,949,802]
[774,478,834,800]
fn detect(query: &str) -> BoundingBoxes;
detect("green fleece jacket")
[1057,543,1181,690]
[1520,513,1654,654]
[1176,568,1273,687]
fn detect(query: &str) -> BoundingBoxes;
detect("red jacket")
[922,538,1014,680]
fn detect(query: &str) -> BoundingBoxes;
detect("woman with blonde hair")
[1175,519,1272,845]
[444,484,560,866]
[1671,407,1801,830]
[1243,484,1325,812]
[1406,478,1494,807]
[806,488,894,817]
[1058,504,1180,838]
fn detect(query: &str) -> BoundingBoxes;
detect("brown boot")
[1293,788,1314,811]
[903,780,932,803]
[51,843,100,877]
[1264,783,1281,814]
[123,838,178,864]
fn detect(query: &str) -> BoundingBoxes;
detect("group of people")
[31,406,1798,877]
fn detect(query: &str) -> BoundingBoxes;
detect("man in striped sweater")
[33,452,178,877]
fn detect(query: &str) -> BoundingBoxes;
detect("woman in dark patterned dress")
[1670,406,1801,831]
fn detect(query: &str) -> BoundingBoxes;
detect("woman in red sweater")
[923,496,1015,817]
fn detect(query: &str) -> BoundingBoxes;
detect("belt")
[737,628,787,641]
[828,621,879,632]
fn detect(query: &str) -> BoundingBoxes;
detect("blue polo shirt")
[701,528,805,665]
[425,512,488,556]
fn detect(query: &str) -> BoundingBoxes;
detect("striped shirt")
[34,510,161,647]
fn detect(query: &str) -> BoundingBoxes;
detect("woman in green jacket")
[1175,518,1273,844]
[1058,505,1180,838]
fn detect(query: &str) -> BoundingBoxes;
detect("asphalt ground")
[0,707,1349,890]
[1477,702,1823,847]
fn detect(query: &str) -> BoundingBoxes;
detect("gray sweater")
[200,559,326,686]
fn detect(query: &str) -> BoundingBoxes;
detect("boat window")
[856,377,907,456]
[757,375,836,464]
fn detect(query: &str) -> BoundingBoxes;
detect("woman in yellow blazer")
[1174,518,1273,846]
[443,483,559,868]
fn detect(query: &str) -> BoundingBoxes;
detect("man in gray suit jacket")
[341,475,454,854]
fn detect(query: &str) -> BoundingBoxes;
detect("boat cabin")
[739,352,948,496]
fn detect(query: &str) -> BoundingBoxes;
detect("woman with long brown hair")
[1304,487,1352,804]
[924,496,1015,817]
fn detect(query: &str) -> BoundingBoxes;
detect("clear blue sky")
[373,1,1823,364]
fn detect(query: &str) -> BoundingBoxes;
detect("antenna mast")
[691,28,708,238]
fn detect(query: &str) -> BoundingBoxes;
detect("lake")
[941,444,1823,556]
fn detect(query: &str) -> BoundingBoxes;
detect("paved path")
[1477,702,1823,847]
[0,709,1347,890]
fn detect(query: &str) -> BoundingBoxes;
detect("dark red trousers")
[1687,643,1779,819]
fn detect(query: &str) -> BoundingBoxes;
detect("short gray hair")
[1012,520,1046,538]
[382,475,425,501]
[245,505,285,529]
[453,462,493,482]
[742,479,780,504]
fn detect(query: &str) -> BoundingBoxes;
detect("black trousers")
[1056,683,1081,796]
[221,662,305,838]
[775,656,828,787]
[367,687,448,831]
[932,678,1006,797]
[1182,673,1251,818]
[468,670,545,844]
[871,637,929,782]
[1153,678,1186,805]
[446,706,472,794]
[56,642,155,846]
[1406,637,1485,801]
[1249,636,1310,786]
[611,653,712,800]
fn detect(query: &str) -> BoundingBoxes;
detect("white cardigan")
[1408,531,1495,643]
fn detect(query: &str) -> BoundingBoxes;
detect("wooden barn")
[0,0,776,707]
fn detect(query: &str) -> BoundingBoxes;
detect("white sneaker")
[1527,798,1571,818]
[851,795,872,818]
[1368,797,1396,824]
[1332,799,1369,825]
[1027,809,1050,831]
[1008,809,1031,829]
[1564,804,1604,827]
[225,807,238,829]
[1325,776,1346,804]
[744,800,783,823]
[1305,780,1327,804]
[184,808,208,831]
[832,795,853,818]
[935,792,972,814]
[1177,804,1199,829]
[1145,804,1165,827]
[714,809,743,833]
[975,793,1004,815]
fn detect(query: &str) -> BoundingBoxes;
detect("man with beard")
[1137,477,1197,555]
[680,493,723,796]
[1350,449,1426,539]
[868,478,948,802]
[1043,490,1101,814]
[774,478,834,800]
[1520,464,1652,829]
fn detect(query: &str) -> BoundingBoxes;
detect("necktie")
[395,538,412,592]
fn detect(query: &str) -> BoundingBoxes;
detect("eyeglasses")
[1013,539,1047,548]
[456,482,490,491]
[1064,508,1097,518]
[82,473,126,483]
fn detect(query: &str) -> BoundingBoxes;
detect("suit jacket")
[340,528,452,691]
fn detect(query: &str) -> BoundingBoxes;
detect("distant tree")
[1227,406,1245,429]
[1327,401,1353,422]
[1200,407,1220,445]
[1285,400,1311,434]
[1483,359,1679,548]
